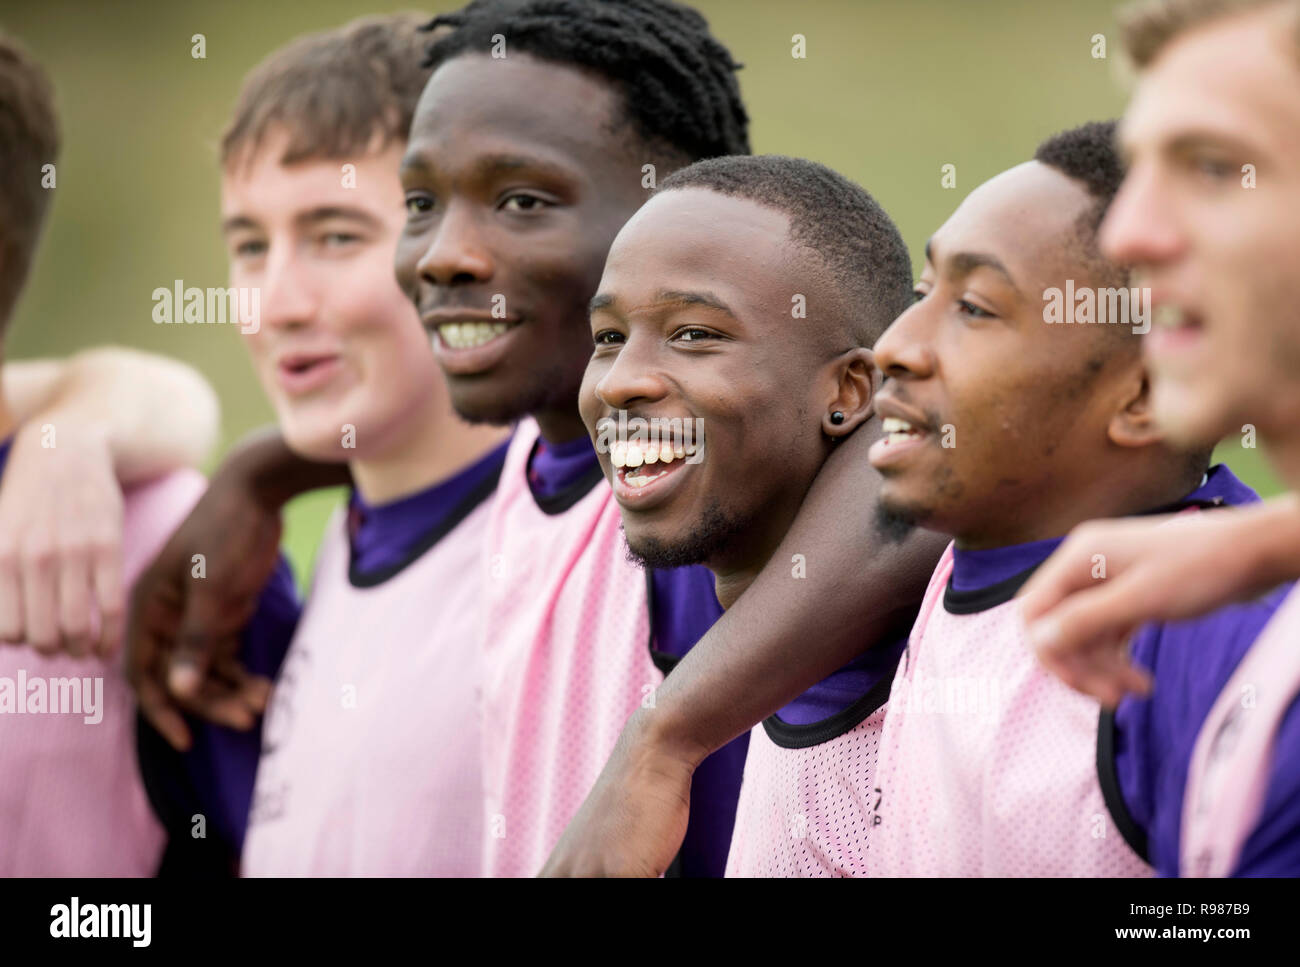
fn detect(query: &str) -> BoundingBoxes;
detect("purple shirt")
[947,465,1294,876]
[139,439,511,874]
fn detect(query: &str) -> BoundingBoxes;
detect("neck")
[350,399,510,505]
[1264,425,1300,495]
[533,402,590,447]
[953,464,1200,550]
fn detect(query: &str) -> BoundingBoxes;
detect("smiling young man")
[1020,0,1300,876]
[580,154,916,876]
[129,0,943,879]
[395,0,757,877]
[132,14,511,876]
[863,121,1287,877]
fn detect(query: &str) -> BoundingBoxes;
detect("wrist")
[629,700,712,772]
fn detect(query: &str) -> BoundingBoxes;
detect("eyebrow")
[221,206,383,236]
[924,238,1021,294]
[401,150,577,183]
[589,288,737,317]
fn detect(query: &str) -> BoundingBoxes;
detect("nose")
[1099,160,1187,270]
[872,301,936,381]
[259,248,319,331]
[416,200,494,286]
[595,331,670,412]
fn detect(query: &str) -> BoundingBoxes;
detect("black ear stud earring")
[830,411,845,425]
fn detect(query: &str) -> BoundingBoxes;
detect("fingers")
[0,542,23,644]
[168,591,228,698]
[92,543,125,659]
[1018,532,1106,624]
[57,545,94,658]
[136,670,193,751]
[20,541,59,655]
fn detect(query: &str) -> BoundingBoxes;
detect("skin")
[0,349,218,657]
[1020,4,1300,703]
[396,53,653,445]
[223,129,506,504]
[582,188,874,608]
[131,131,507,749]
[1100,3,1300,479]
[868,160,1196,547]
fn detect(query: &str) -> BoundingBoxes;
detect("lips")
[275,351,342,395]
[599,421,704,509]
[421,311,523,376]
[1145,301,1206,363]
[869,394,935,470]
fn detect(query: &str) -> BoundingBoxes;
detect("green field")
[2,0,1284,588]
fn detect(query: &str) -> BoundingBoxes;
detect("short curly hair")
[658,154,913,348]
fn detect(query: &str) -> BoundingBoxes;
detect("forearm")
[642,421,948,766]
[1239,493,1300,592]
[6,347,220,483]
[221,424,352,509]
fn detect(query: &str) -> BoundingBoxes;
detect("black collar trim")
[942,563,1042,615]
[348,460,504,588]
[1096,707,1150,862]
[761,663,899,749]
[940,495,1230,615]
[527,437,607,516]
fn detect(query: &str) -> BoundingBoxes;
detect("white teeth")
[1153,305,1185,329]
[674,442,685,459]
[643,445,659,464]
[611,443,626,468]
[685,444,697,456]
[660,442,675,464]
[439,321,510,349]
[625,444,644,468]
[881,417,915,434]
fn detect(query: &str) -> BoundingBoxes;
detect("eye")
[958,299,994,319]
[673,326,717,343]
[1191,155,1235,182]
[593,329,624,346]
[501,193,550,213]
[322,232,360,248]
[233,239,266,258]
[912,287,927,304]
[405,193,435,216]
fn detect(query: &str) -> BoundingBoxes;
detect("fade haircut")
[1120,0,1300,68]
[221,12,433,170]
[657,154,914,347]
[1034,120,1130,290]
[0,30,59,331]
[422,0,750,169]
[1037,120,1213,484]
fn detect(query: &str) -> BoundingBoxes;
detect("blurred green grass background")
[2,0,1283,588]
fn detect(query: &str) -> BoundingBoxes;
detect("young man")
[1020,0,1300,875]
[0,29,225,875]
[133,14,510,876]
[865,121,1286,876]
[131,0,942,877]
[579,153,915,876]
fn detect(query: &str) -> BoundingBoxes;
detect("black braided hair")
[421,0,750,165]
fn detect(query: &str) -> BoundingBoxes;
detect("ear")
[1108,356,1163,449]
[820,347,877,440]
